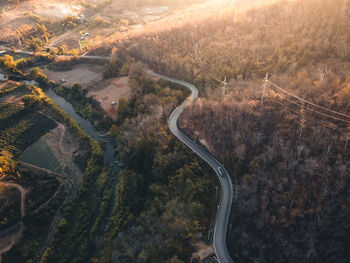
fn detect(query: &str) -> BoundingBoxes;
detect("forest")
[94,0,350,262]
[10,62,219,262]
[91,66,217,262]
[2,0,350,262]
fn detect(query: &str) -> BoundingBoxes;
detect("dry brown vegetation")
[87,76,131,120]
[84,0,350,261]
[154,0,350,261]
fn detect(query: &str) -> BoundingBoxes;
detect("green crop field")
[0,103,57,158]
[20,139,63,173]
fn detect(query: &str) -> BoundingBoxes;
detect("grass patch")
[20,139,63,173]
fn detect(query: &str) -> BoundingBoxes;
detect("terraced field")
[0,103,57,158]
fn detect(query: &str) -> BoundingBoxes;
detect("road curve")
[0,44,234,261]
[151,72,234,263]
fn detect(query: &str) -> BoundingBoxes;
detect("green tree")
[0,150,16,177]
[22,94,42,109]
[117,98,131,123]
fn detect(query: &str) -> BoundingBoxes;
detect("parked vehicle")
[218,167,225,177]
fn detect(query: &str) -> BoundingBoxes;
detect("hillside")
[1,0,350,262]
[103,0,350,261]
[164,0,350,262]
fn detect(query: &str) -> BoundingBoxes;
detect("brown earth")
[87,76,131,120]
[0,0,81,44]
[192,241,214,260]
[43,64,104,88]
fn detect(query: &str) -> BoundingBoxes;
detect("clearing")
[20,139,63,174]
[20,123,83,184]
[43,64,104,88]
[87,76,131,120]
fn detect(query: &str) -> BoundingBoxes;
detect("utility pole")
[299,101,305,141]
[261,73,269,109]
[222,76,227,97]
[344,136,349,151]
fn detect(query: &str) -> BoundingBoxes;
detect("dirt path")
[42,123,83,185]
[59,124,65,147]
[32,182,74,263]
[18,162,70,184]
[0,222,24,261]
[0,182,25,217]
[0,182,26,261]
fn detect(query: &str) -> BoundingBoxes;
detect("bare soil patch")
[43,64,104,88]
[87,76,131,120]
[48,31,81,50]
[0,0,80,44]
[192,242,214,260]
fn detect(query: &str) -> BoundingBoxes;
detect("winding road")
[151,72,234,263]
[1,45,234,262]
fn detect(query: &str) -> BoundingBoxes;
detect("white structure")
[222,76,227,97]
[144,8,153,14]
[0,73,7,82]
[22,80,38,85]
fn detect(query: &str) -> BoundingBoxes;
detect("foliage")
[94,70,214,262]
[38,141,107,263]
[22,94,43,109]
[0,54,20,74]
[28,67,50,87]
[108,0,350,261]
[2,170,64,262]
[103,49,128,79]
[0,102,57,158]
[0,150,16,177]
[52,83,113,130]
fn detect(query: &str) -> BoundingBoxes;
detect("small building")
[111,101,117,106]
[144,8,153,14]
[0,73,7,82]
[22,80,38,86]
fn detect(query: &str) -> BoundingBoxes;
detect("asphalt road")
[0,44,233,262]
[151,72,234,263]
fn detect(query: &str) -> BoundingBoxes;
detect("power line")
[269,80,350,119]
[196,47,221,82]
[195,44,221,86]
[269,94,349,133]
[273,92,350,125]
